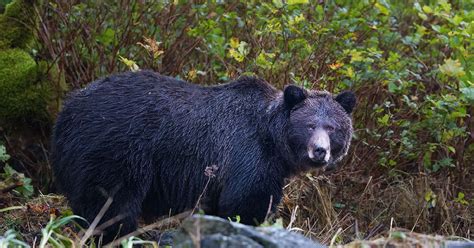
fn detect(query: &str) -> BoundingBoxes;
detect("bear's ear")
[335,91,356,114]
[284,85,307,109]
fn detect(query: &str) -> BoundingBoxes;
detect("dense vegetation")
[0,0,473,246]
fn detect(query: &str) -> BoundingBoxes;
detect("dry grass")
[343,229,469,248]
[1,177,473,247]
[0,194,70,243]
[279,167,474,246]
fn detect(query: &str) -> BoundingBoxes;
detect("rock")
[445,241,474,248]
[173,215,326,248]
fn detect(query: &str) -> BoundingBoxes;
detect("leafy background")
[0,0,473,246]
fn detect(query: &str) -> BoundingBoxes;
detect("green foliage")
[6,0,474,245]
[35,0,473,173]
[39,215,85,248]
[0,144,34,198]
[120,236,158,248]
[1,165,34,198]
[0,213,157,247]
[227,215,241,223]
[454,192,469,205]
[0,0,13,13]
[0,49,50,125]
[0,229,29,248]
[259,218,284,228]
[0,144,10,162]
[0,0,34,49]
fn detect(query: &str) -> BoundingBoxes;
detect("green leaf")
[435,158,454,169]
[272,0,283,8]
[349,50,364,63]
[424,190,437,207]
[418,12,428,20]
[287,0,308,5]
[439,59,465,77]
[423,151,431,169]
[460,87,474,102]
[256,51,275,69]
[333,202,346,209]
[447,146,456,153]
[118,56,140,72]
[96,28,115,46]
[377,114,390,126]
[454,192,469,205]
[375,3,389,15]
[422,6,433,14]
[0,145,10,162]
[391,231,407,240]
[431,25,441,33]
[3,164,15,177]
[388,82,398,93]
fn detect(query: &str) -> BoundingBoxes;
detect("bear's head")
[283,85,356,171]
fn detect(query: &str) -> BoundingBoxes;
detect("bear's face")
[283,85,356,170]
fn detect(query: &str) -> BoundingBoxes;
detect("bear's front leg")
[217,178,282,225]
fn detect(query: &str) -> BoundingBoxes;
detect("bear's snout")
[307,129,331,164]
[310,147,327,163]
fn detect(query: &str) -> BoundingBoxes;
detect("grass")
[1,179,472,247]
[278,168,473,246]
[0,194,163,247]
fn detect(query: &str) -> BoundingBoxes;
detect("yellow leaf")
[118,56,139,72]
[439,59,465,77]
[230,37,240,49]
[294,13,305,23]
[350,50,364,63]
[229,48,244,62]
[329,62,343,70]
[187,69,197,81]
[345,67,354,78]
[287,0,309,5]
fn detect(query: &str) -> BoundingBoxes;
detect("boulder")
[172,215,326,248]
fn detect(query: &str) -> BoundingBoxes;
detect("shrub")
[28,0,474,242]
[0,0,34,49]
[0,49,50,125]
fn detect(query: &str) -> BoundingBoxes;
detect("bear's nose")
[312,146,327,162]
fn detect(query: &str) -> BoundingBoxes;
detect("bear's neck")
[261,97,300,178]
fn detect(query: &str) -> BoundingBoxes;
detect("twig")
[329,227,342,248]
[286,205,299,230]
[191,176,212,216]
[191,165,218,215]
[1,182,23,194]
[104,210,191,248]
[80,197,113,245]
[264,195,274,223]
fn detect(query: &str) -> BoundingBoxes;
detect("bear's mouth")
[311,160,328,168]
[306,157,328,168]
[307,151,329,168]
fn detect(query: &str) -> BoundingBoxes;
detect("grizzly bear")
[51,71,355,242]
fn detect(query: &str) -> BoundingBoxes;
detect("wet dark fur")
[51,70,354,242]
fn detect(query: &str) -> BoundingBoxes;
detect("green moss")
[0,0,14,13]
[0,49,50,124]
[0,0,34,49]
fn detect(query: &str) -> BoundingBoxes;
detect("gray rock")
[445,241,474,248]
[173,215,326,248]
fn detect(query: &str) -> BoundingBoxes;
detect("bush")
[0,49,50,125]
[0,0,34,49]
[27,0,474,242]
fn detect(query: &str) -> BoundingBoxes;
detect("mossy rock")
[0,49,50,125]
[0,0,14,13]
[0,0,34,49]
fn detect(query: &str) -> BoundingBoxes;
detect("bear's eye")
[307,124,317,130]
[324,124,336,132]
